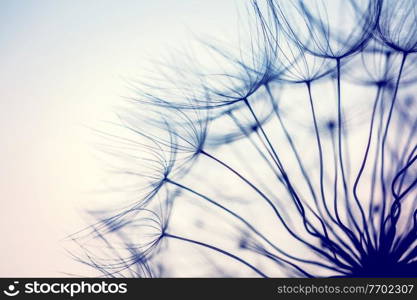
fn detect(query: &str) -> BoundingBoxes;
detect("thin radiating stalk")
[379,52,408,236]
[164,233,268,277]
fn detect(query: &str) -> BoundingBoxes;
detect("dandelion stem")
[242,99,305,216]
[335,58,367,244]
[200,150,284,222]
[353,85,383,247]
[166,179,282,251]
[228,111,283,182]
[164,233,268,277]
[336,59,349,203]
[379,52,408,235]
[306,82,329,220]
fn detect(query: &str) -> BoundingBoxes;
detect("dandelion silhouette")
[70,0,417,277]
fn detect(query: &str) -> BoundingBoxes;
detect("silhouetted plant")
[71,0,417,277]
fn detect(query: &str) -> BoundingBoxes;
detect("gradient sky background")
[0,0,241,277]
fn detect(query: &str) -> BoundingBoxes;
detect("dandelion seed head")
[74,0,417,278]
